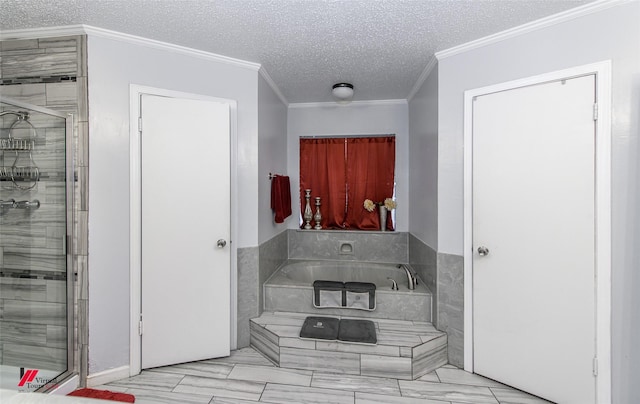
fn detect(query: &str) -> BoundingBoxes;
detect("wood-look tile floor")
[98,347,553,404]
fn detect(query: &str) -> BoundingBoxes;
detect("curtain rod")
[299,134,395,139]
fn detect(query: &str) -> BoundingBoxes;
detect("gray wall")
[408,63,438,250]
[257,73,289,244]
[86,34,260,374]
[436,3,640,401]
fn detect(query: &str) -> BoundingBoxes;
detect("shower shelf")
[0,138,36,151]
[0,166,39,181]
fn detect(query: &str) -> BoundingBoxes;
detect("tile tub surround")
[238,231,288,349]
[237,247,260,348]
[258,230,288,314]
[264,260,432,322]
[288,229,408,263]
[409,234,437,326]
[437,252,464,367]
[249,312,447,380]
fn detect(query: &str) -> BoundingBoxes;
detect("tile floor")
[98,347,553,404]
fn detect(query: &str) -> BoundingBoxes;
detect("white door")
[472,76,596,403]
[141,95,230,369]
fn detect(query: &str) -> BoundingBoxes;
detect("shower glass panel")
[0,97,73,392]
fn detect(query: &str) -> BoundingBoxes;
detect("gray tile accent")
[258,229,288,313]
[260,383,355,404]
[228,364,312,386]
[437,251,464,367]
[249,321,279,365]
[289,229,408,263]
[102,346,550,404]
[355,392,450,404]
[412,334,448,378]
[398,380,499,403]
[108,371,185,391]
[123,388,213,404]
[150,361,234,379]
[280,346,361,375]
[316,340,399,357]
[489,387,554,403]
[237,246,259,348]
[435,367,505,388]
[264,284,431,322]
[409,233,437,326]
[361,354,412,380]
[173,375,265,401]
[312,372,401,396]
[203,347,275,367]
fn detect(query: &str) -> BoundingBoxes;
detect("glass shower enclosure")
[0,97,74,392]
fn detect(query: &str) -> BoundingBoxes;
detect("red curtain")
[299,136,395,230]
[345,137,396,230]
[299,138,347,229]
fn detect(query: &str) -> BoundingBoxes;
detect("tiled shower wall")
[0,36,89,382]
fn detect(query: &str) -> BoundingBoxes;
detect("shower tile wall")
[289,229,408,263]
[0,36,89,381]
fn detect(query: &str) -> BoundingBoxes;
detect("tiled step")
[250,311,447,380]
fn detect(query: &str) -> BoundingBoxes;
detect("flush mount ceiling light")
[332,83,354,104]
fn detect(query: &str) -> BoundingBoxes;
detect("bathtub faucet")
[398,264,417,290]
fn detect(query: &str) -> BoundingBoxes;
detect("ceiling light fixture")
[332,83,354,104]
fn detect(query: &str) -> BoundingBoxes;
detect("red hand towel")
[271,175,292,223]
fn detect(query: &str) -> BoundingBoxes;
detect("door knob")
[216,239,227,248]
[478,246,489,256]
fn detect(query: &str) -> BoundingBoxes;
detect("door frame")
[128,85,239,376]
[462,61,611,401]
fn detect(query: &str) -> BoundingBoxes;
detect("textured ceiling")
[0,0,592,103]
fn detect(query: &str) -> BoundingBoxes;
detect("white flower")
[384,198,397,210]
[363,199,375,212]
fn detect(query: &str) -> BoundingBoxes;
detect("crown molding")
[0,24,261,72]
[259,67,288,106]
[436,0,627,60]
[407,56,437,102]
[82,25,261,71]
[289,99,408,109]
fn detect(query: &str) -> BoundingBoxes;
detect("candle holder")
[314,197,322,230]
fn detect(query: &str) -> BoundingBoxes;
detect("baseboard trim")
[86,366,130,387]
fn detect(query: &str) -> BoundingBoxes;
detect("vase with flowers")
[364,198,397,231]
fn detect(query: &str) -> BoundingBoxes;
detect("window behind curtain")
[299,136,395,230]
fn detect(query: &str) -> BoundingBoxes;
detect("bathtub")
[264,260,432,322]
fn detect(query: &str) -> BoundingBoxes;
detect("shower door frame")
[0,96,76,390]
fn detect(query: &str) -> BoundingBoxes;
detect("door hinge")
[593,357,598,376]
[593,103,598,121]
[138,117,143,132]
[138,319,143,336]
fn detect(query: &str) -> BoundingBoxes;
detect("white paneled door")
[472,76,597,403]
[140,95,230,369]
